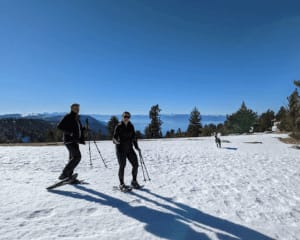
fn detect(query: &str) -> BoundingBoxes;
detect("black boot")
[131,180,141,189]
[58,173,68,180]
[59,171,74,180]
[119,184,132,192]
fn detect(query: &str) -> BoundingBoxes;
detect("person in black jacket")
[57,103,85,180]
[113,111,141,190]
[215,133,221,148]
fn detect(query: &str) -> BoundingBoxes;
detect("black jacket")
[57,112,85,144]
[113,121,139,153]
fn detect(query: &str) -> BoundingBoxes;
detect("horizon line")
[0,111,228,116]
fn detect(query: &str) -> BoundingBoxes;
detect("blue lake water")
[92,114,226,134]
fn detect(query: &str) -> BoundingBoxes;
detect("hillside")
[0,114,108,143]
[0,118,54,143]
[42,114,108,135]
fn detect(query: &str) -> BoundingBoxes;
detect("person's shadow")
[131,189,274,240]
[223,147,238,151]
[49,186,274,240]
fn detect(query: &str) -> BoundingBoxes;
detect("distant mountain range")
[0,113,108,135]
[0,113,226,133]
[0,114,109,143]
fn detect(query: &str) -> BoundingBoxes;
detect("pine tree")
[294,80,300,88]
[256,110,275,132]
[107,116,119,138]
[170,129,175,137]
[288,89,300,128]
[216,123,224,134]
[276,106,292,131]
[186,107,202,137]
[202,124,217,136]
[145,104,163,138]
[165,131,171,138]
[165,129,175,138]
[144,126,150,139]
[224,102,257,134]
[176,128,182,137]
[288,87,300,138]
[276,106,288,121]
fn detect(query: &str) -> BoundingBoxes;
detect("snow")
[0,133,299,240]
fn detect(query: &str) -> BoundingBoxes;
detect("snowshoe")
[47,173,78,190]
[119,184,132,193]
[131,181,142,189]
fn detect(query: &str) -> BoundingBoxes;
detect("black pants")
[216,140,221,148]
[117,147,138,185]
[62,142,81,177]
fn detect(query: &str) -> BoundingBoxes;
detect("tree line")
[108,80,300,139]
[1,79,299,143]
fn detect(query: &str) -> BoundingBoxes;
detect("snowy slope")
[0,134,299,240]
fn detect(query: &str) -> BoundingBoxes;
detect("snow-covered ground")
[0,134,299,240]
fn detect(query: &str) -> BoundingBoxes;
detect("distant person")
[57,103,85,180]
[113,111,141,191]
[215,133,221,148]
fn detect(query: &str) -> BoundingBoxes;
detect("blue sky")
[0,0,299,115]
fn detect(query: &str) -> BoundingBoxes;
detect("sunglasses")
[123,115,130,119]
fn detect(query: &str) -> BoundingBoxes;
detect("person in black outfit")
[113,111,141,190]
[57,103,85,180]
[215,133,222,148]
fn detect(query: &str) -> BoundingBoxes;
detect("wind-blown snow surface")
[0,134,299,240]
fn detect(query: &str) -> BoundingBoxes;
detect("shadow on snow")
[223,147,238,151]
[49,186,273,240]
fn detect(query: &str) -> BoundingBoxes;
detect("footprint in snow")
[27,208,54,219]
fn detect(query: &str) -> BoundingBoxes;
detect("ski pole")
[139,151,151,181]
[141,155,151,181]
[138,150,146,181]
[86,118,93,168]
[93,139,108,168]
[88,138,92,167]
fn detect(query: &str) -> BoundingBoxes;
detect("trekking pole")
[139,151,151,181]
[86,119,93,168]
[88,137,92,167]
[138,151,146,182]
[93,139,108,168]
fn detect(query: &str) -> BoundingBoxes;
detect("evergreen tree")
[256,109,275,132]
[107,116,119,137]
[144,126,150,139]
[135,130,143,139]
[224,102,257,134]
[287,87,300,138]
[170,129,175,137]
[294,80,300,88]
[276,106,292,131]
[276,106,288,121]
[186,107,202,137]
[287,89,300,129]
[175,128,185,137]
[165,131,171,138]
[216,123,225,135]
[165,129,176,138]
[202,123,217,136]
[145,104,163,138]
